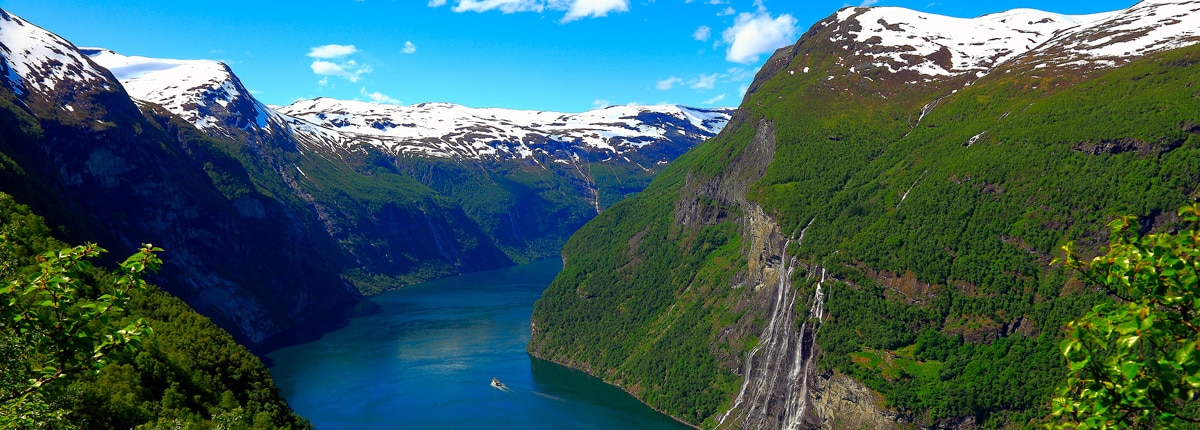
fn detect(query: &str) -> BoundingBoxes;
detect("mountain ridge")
[0,6,730,351]
[529,0,1200,427]
[84,48,733,165]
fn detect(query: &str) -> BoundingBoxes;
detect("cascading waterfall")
[784,268,826,430]
[718,219,825,429]
[716,244,798,428]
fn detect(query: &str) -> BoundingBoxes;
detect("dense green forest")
[0,193,309,429]
[530,23,1200,428]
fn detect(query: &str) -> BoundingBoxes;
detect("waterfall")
[784,268,826,430]
[718,219,825,429]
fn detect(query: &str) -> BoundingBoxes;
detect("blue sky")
[4,0,1136,112]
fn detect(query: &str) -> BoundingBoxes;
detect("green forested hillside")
[0,193,309,429]
[530,27,1200,428]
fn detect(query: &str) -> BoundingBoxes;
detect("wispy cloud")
[311,60,371,83]
[402,41,417,54]
[702,93,726,104]
[693,25,711,42]
[592,99,611,108]
[690,73,718,90]
[308,44,371,84]
[860,0,880,6]
[656,76,684,90]
[451,0,545,13]
[717,6,735,16]
[563,0,629,22]
[307,44,358,59]
[433,0,628,22]
[657,72,729,92]
[655,68,756,97]
[361,87,401,104]
[721,10,797,63]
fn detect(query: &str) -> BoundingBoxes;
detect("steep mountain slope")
[0,6,730,350]
[0,194,311,428]
[0,8,362,350]
[84,47,732,275]
[529,1,1200,428]
[82,48,277,138]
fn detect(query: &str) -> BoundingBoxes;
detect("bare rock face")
[809,372,911,430]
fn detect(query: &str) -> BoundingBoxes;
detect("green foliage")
[0,193,310,429]
[1052,204,1200,428]
[529,170,747,424]
[531,27,1200,428]
[0,242,159,406]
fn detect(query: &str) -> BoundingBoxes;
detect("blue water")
[266,259,689,429]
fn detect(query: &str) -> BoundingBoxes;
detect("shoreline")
[526,351,703,430]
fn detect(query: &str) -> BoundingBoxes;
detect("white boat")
[490,377,505,389]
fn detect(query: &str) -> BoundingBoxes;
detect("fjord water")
[266,259,688,429]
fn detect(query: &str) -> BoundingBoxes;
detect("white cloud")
[436,0,627,21]
[311,60,371,82]
[717,6,735,16]
[690,73,717,90]
[860,0,880,6]
[702,93,726,104]
[452,0,546,13]
[402,41,417,54]
[721,11,798,63]
[361,87,402,104]
[693,25,711,42]
[563,0,629,22]
[307,44,358,59]
[592,99,610,108]
[725,66,755,82]
[656,76,683,90]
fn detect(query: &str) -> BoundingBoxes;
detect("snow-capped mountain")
[83,48,290,143]
[0,9,126,117]
[0,10,106,96]
[84,50,732,164]
[822,0,1200,80]
[1022,0,1200,71]
[279,98,730,162]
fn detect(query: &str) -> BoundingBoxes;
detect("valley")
[3,0,1200,428]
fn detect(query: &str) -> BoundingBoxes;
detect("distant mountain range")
[529,0,1200,427]
[0,7,731,351]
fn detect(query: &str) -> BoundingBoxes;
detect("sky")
[3,0,1138,112]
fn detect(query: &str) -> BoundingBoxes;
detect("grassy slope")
[531,36,1200,427]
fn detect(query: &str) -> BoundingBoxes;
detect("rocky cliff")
[530,1,1200,427]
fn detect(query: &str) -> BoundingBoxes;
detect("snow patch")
[0,10,112,95]
[278,99,734,161]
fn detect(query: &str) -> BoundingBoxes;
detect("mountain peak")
[818,0,1199,82]
[826,6,1104,79]
[85,48,276,135]
[277,98,732,161]
[0,8,113,99]
[1020,0,1200,72]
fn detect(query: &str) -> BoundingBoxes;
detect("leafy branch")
[1051,204,1200,429]
[0,243,162,405]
